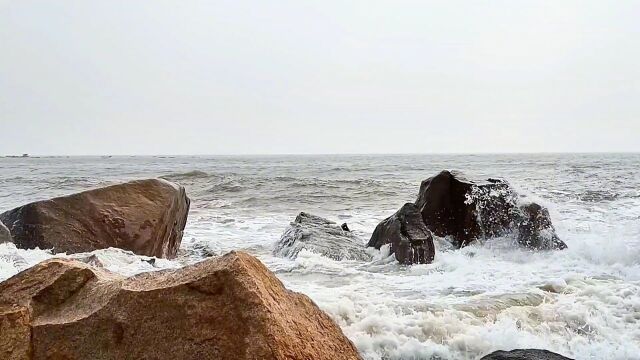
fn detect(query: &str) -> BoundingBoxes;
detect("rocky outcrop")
[517,203,567,250]
[274,212,371,261]
[0,251,362,360]
[415,170,565,249]
[481,349,573,360]
[0,221,11,244]
[0,179,190,258]
[415,170,517,248]
[367,203,435,264]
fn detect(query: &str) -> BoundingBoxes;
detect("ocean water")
[1,154,639,360]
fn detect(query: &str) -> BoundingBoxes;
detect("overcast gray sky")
[1,0,638,155]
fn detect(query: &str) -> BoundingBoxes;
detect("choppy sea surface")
[1,154,639,360]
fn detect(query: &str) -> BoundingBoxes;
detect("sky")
[1,0,639,155]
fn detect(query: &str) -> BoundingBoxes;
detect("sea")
[0,154,638,360]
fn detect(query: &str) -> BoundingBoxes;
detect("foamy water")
[1,154,638,359]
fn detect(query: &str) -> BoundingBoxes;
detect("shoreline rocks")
[0,251,362,360]
[414,170,566,249]
[274,212,371,261]
[367,203,435,264]
[481,349,573,359]
[0,179,190,258]
[368,170,566,264]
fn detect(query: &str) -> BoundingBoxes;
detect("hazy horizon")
[2,1,639,155]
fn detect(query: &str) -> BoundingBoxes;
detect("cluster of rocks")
[276,170,566,266]
[0,174,571,359]
[0,179,361,360]
[370,170,566,264]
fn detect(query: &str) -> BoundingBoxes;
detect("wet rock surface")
[516,203,567,250]
[274,212,371,261]
[415,170,565,249]
[0,221,11,244]
[0,251,362,360]
[367,203,435,264]
[481,349,573,360]
[0,179,190,258]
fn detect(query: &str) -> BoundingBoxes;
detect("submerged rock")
[415,170,565,249]
[517,203,567,250]
[0,221,11,244]
[0,179,190,258]
[367,203,435,264]
[274,212,371,261]
[0,251,361,360]
[481,349,573,360]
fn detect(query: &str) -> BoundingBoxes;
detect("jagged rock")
[481,349,573,360]
[274,212,371,261]
[367,203,435,264]
[0,251,362,360]
[415,170,565,249]
[415,170,516,248]
[0,221,11,244]
[341,223,351,232]
[0,179,190,258]
[517,203,567,250]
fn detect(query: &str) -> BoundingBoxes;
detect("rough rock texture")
[517,203,567,250]
[480,349,573,360]
[415,170,516,248]
[414,170,565,249]
[0,221,11,244]
[367,203,435,264]
[274,212,371,261]
[0,251,362,360]
[0,179,190,258]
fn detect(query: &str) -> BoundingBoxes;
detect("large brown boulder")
[414,170,566,249]
[367,203,435,264]
[0,251,361,360]
[0,179,190,258]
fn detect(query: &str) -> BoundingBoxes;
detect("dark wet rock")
[415,170,517,248]
[341,223,351,232]
[274,212,371,261]
[0,221,11,244]
[367,203,435,264]
[414,170,564,250]
[480,349,573,360]
[517,203,567,250]
[0,179,190,258]
[0,251,362,360]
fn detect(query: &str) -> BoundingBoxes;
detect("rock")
[0,179,190,258]
[0,251,362,360]
[415,170,564,250]
[274,212,371,261]
[341,223,351,232]
[0,221,11,244]
[0,305,30,360]
[517,203,567,250]
[480,349,573,360]
[415,170,517,248]
[367,203,435,264]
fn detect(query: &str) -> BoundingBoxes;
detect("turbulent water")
[1,154,639,360]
